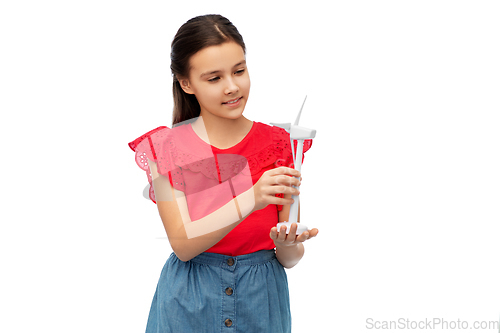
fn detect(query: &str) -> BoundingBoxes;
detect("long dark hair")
[170,14,246,126]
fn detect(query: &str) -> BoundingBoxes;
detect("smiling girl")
[128,14,318,333]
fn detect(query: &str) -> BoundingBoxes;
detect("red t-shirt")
[128,121,312,256]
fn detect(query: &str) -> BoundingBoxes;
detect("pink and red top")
[128,121,312,256]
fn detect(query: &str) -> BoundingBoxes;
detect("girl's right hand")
[253,167,301,211]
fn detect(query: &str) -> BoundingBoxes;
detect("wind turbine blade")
[294,95,308,126]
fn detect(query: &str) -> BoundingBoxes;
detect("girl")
[128,14,318,333]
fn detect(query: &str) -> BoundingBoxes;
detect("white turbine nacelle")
[290,125,316,140]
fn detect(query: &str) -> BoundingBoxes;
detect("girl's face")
[180,41,250,121]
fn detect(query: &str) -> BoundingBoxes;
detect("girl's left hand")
[270,223,319,247]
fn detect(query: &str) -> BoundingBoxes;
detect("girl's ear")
[178,77,194,95]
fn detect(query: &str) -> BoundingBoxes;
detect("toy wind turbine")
[271,96,316,235]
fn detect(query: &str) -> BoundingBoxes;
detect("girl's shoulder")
[254,121,313,157]
[251,121,292,149]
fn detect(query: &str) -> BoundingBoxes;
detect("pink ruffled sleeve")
[128,126,185,203]
[272,126,313,211]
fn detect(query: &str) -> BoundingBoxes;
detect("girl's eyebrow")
[200,60,246,78]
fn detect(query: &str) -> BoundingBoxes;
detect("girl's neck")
[192,115,253,149]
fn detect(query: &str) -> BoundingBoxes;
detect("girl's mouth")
[222,97,243,106]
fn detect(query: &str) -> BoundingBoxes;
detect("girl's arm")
[272,193,319,269]
[150,159,254,261]
[149,159,300,262]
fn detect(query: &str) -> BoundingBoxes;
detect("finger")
[286,223,298,243]
[270,227,278,240]
[308,228,319,238]
[298,228,319,242]
[268,185,299,197]
[271,167,301,179]
[275,175,301,188]
[279,185,300,196]
[278,225,288,241]
[261,181,299,196]
[268,196,295,206]
[296,230,310,242]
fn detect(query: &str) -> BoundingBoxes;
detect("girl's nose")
[224,78,239,95]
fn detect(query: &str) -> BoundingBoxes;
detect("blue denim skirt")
[145,249,291,333]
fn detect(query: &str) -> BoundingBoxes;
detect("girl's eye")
[208,69,245,82]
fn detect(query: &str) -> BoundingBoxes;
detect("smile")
[222,97,242,105]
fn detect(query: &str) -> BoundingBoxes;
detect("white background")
[1,0,499,332]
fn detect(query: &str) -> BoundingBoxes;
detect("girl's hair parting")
[170,14,246,126]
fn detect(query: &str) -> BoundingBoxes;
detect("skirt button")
[225,318,233,327]
[225,287,233,296]
[227,258,234,266]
